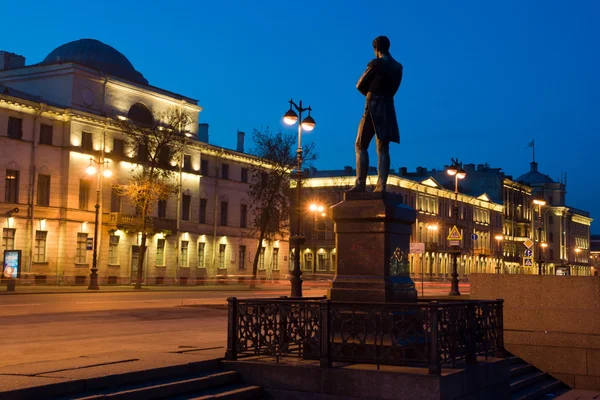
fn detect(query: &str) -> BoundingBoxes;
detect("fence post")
[225,297,238,361]
[320,299,331,368]
[428,302,440,375]
[466,302,477,364]
[495,299,506,358]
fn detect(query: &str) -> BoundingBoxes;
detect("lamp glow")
[283,109,298,125]
[86,165,97,175]
[533,199,546,206]
[103,169,113,178]
[301,115,316,131]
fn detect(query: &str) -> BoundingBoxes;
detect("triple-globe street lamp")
[447,163,466,296]
[283,99,316,297]
[85,157,112,290]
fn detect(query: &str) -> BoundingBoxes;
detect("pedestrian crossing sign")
[447,226,462,241]
[523,257,533,267]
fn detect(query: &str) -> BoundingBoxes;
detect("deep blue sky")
[2,0,599,231]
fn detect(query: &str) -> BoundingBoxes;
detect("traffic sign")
[471,233,478,241]
[86,237,93,251]
[449,240,460,246]
[524,248,533,257]
[410,243,425,254]
[447,226,462,241]
[523,257,533,267]
[524,239,534,249]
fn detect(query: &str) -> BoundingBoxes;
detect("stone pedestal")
[329,192,417,303]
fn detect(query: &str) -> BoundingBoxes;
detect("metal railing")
[225,297,504,375]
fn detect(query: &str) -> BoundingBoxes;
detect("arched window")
[127,103,153,125]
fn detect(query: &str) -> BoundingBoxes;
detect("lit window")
[76,233,88,264]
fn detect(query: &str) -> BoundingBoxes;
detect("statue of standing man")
[348,36,403,193]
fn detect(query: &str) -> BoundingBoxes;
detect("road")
[0,282,469,368]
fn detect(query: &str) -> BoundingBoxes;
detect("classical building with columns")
[302,161,593,280]
[0,39,288,285]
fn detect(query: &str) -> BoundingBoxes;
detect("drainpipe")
[28,103,45,274]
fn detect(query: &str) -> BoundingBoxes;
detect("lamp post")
[85,157,112,290]
[533,198,546,275]
[283,99,316,297]
[541,242,548,275]
[495,234,503,274]
[447,163,466,296]
[309,203,324,273]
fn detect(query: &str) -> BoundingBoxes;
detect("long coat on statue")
[356,55,403,143]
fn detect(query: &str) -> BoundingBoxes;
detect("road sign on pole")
[471,233,478,241]
[410,243,425,254]
[523,257,533,267]
[447,226,462,241]
[524,238,534,249]
[524,248,533,257]
[86,238,93,251]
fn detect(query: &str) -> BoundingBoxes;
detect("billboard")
[3,250,21,279]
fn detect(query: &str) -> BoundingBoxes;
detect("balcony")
[154,217,178,234]
[103,213,176,233]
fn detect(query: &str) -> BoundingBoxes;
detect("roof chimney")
[236,131,245,153]
[0,51,25,71]
[198,123,209,143]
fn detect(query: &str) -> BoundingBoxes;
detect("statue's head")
[372,36,391,55]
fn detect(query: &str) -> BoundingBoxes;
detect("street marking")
[1,303,42,307]
[74,300,160,304]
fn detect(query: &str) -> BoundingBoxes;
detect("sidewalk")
[557,390,600,399]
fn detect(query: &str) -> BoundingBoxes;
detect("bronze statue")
[348,36,403,193]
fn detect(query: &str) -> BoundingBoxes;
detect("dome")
[40,39,148,85]
[516,162,556,185]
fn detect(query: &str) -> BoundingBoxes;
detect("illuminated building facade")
[0,40,287,285]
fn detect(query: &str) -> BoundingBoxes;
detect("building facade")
[0,40,288,285]
[301,161,593,279]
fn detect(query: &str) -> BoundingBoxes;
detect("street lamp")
[283,99,316,297]
[495,234,503,274]
[541,242,548,275]
[85,157,112,290]
[447,163,466,296]
[533,198,546,275]
[309,203,325,273]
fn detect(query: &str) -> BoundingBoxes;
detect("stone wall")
[470,274,600,390]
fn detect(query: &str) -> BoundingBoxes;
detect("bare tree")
[115,109,191,289]
[247,128,317,284]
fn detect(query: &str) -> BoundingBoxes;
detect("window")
[549,232,554,243]
[5,170,19,203]
[272,248,279,270]
[199,198,207,223]
[2,228,15,254]
[197,242,205,268]
[37,174,50,207]
[7,117,22,139]
[201,159,209,175]
[79,180,90,210]
[220,201,228,226]
[159,146,171,166]
[548,215,554,225]
[108,235,119,264]
[180,241,189,267]
[258,247,265,270]
[317,253,327,271]
[137,144,148,162]
[221,164,229,179]
[39,124,53,145]
[219,244,226,269]
[34,231,47,262]
[240,204,247,228]
[111,187,121,212]
[183,155,192,171]
[158,199,167,218]
[241,168,248,183]
[113,138,124,157]
[76,233,88,264]
[182,195,191,221]
[303,252,313,271]
[81,131,93,150]
[156,239,165,266]
[239,245,246,269]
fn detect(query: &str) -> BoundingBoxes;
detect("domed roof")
[40,39,148,85]
[516,162,556,185]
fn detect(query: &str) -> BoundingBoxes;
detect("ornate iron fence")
[225,297,504,375]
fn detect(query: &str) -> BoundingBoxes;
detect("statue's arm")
[356,60,376,96]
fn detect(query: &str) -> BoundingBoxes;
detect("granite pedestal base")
[329,192,417,303]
